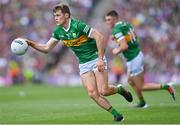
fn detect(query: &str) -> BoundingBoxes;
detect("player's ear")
[65,13,69,18]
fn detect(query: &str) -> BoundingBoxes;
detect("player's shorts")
[79,57,108,75]
[127,51,144,76]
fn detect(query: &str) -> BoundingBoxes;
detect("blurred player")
[22,4,133,121]
[105,10,175,108]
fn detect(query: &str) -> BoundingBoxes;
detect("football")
[11,38,28,55]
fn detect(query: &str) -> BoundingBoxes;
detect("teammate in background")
[22,4,133,122]
[105,10,175,108]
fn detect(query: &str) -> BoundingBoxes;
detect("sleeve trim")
[88,28,93,37]
[50,37,59,42]
[117,36,125,42]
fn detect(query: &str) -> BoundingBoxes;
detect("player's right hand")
[97,58,105,72]
[112,48,120,55]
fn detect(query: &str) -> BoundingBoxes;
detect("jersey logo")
[61,32,78,39]
[72,33,77,38]
[59,35,64,38]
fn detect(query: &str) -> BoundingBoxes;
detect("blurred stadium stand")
[0,0,179,86]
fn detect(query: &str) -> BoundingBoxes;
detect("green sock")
[139,97,146,105]
[107,106,121,116]
[117,85,125,95]
[160,84,169,90]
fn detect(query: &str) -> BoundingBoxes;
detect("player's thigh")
[130,72,145,89]
[80,71,99,96]
[94,69,109,92]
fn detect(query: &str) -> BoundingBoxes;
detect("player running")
[22,4,133,122]
[105,10,175,108]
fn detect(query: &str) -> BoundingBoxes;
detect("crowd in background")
[0,0,179,86]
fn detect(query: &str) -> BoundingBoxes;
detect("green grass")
[0,83,180,124]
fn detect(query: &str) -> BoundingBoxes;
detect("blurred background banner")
[0,0,179,86]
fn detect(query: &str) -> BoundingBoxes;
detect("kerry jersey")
[52,18,98,64]
[112,21,140,61]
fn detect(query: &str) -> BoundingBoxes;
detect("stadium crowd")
[0,0,179,86]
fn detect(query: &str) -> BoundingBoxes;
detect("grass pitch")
[0,83,180,124]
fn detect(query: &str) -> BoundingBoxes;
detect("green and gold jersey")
[112,21,140,61]
[52,18,98,64]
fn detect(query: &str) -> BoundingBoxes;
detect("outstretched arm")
[25,38,58,53]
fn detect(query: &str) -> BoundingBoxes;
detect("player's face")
[54,10,66,25]
[105,16,116,29]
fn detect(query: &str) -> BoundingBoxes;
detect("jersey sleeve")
[51,28,60,42]
[77,20,92,37]
[112,29,124,42]
[112,22,129,41]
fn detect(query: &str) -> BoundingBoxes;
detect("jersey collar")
[115,22,120,26]
[63,18,71,32]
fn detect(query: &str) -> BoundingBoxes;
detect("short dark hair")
[53,3,71,17]
[106,10,119,17]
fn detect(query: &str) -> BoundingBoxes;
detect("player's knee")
[99,88,109,96]
[129,82,134,86]
[128,79,134,86]
[88,90,99,99]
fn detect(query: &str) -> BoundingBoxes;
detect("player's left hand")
[97,58,105,72]
[112,48,120,55]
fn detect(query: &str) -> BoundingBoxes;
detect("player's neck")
[113,20,119,27]
[63,18,71,30]
[115,19,119,24]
